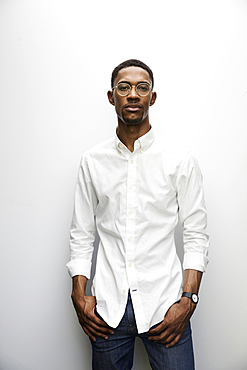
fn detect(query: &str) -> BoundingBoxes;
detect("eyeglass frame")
[112,81,153,97]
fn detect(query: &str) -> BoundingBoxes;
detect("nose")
[128,85,139,99]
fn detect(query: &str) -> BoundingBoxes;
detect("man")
[67,59,209,370]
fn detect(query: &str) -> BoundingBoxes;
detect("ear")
[149,92,157,106]
[107,90,115,105]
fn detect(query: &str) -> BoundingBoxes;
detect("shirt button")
[128,211,132,215]
[130,160,133,164]
[128,263,132,267]
[123,289,126,293]
[128,237,132,242]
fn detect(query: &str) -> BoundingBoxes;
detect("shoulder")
[78,137,118,173]
[80,136,115,163]
[84,136,115,155]
[153,133,192,163]
[152,133,202,177]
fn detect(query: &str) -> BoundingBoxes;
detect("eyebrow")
[117,80,151,85]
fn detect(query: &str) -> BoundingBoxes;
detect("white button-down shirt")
[67,129,209,333]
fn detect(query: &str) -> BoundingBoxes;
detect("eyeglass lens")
[116,82,151,96]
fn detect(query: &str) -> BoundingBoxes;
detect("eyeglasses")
[113,82,152,97]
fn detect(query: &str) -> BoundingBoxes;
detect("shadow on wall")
[174,222,184,265]
[86,231,99,296]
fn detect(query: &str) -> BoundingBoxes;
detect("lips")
[124,103,142,112]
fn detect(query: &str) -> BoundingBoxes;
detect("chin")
[121,110,145,125]
[123,115,144,125]
[124,119,142,125]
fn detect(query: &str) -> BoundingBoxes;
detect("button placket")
[125,154,138,288]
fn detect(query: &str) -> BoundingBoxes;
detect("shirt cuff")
[183,252,209,273]
[66,259,92,279]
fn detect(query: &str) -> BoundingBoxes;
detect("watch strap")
[182,292,199,304]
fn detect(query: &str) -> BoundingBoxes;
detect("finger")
[80,308,109,327]
[148,328,174,343]
[89,313,109,327]
[165,334,181,348]
[148,335,167,343]
[82,324,96,342]
[85,314,114,333]
[83,321,112,340]
[82,318,114,336]
[148,322,167,335]
[81,315,115,336]
[148,333,175,344]
[148,333,167,342]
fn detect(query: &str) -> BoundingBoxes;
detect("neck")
[117,120,151,152]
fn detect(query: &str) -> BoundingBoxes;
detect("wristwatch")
[182,292,199,304]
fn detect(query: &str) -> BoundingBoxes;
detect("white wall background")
[0,0,247,369]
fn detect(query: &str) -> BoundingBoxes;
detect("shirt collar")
[115,127,155,153]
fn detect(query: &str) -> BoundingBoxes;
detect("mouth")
[124,103,142,112]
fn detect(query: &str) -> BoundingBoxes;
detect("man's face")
[108,66,156,126]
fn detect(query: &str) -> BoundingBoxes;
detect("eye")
[137,83,150,93]
[117,83,130,92]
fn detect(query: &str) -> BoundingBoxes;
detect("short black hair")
[111,59,154,89]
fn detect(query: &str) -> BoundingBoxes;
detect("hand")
[71,292,114,342]
[148,298,195,348]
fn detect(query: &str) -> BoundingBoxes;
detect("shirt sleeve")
[66,155,98,279]
[176,152,209,272]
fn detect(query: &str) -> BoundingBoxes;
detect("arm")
[67,156,98,279]
[149,153,208,347]
[148,269,202,347]
[71,275,114,341]
[67,157,114,340]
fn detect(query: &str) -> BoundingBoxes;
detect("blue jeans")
[90,294,195,370]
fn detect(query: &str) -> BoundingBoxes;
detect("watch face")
[192,294,198,303]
